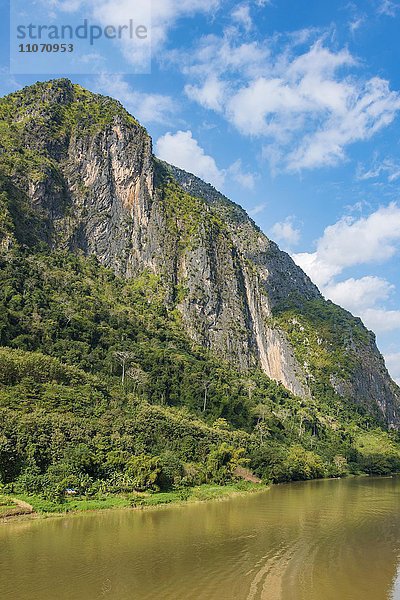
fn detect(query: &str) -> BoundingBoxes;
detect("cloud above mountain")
[181,32,400,172]
[155,130,255,191]
[293,203,400,345]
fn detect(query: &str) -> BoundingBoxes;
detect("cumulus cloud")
[293,203,400,341]
[155,130,225,189]
[324,277,394,313]
[231,4,253,32]
[385,353,400,385]
[180,32,269,80]
[293,251,341,289]
[287,78,400,170]
[231,68,400,171]
[44,0,221,67]
[361,309,400,333]
[155,131,256,191]
[92,74,175,124]
[95,0,220,62]
[271,217,301,248]
[293,203,400,287]
[227,160,256,190]
[182,34,400,172]
[294,270,400,337]
[185,76,227,112]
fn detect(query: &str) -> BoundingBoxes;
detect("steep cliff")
[0,78,399,426]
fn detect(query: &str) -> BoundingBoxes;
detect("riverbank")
[0,495,33,519]
[0,481,266,523]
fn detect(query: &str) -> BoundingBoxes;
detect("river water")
[1,477,400,599]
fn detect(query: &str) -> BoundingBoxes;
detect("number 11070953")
[18,43,74,52]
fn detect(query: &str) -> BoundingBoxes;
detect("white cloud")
[294,251,340,288]
[293,204,400,347]
[293,203,400,287]
[387,170,400,183]
[155,131,256,191]
[155,130,225,189]
[249,203,267,216]
[319,275,400,337]
[227,160,256,190]
[178,32,270,80]
[349,17,365,34]
[356,157,400,182]
[227,77,312,138]
[95,0,220,62]
[271,217,301,247]
[224,40,359,140]
[356,164,383,181]
[182,35,400,172]
[231,4,253,32]
[283,77,400,171]
[378,0,399,17]
[361,309,400,333]
[295,270,400,338]
[324,276,394,313]
[44,0,221,67]
[92,74,175,124]
[385,353,400,385]
[185,75,227,112]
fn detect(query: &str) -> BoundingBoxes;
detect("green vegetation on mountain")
[274,299,376,404]
[0,246,399,506]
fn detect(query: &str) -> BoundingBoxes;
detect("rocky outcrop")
[330,336,400,426]
[1,79,399,424]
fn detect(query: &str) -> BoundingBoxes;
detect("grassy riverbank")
[0,482,265,521]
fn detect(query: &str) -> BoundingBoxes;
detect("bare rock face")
[1,79,400,425]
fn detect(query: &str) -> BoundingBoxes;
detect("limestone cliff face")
[162,163,320,399]
[1,79,399,424]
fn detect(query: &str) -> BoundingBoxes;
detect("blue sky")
[1,0,400,383]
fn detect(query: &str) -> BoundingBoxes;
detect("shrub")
[356,432,400,475]
[275,445,326,483]
[206,443,247,485]
[158,451,185,490]
[124,454,161,492]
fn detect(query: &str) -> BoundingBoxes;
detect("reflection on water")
[1,477,400,599]
[392,564,400,600]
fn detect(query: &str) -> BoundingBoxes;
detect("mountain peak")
[1,78,142,140]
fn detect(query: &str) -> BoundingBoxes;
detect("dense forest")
[1,247,400,504]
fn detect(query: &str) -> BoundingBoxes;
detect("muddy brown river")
[1,477,400,599]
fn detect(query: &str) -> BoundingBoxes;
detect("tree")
[202,380,210,412]
[126,364,149,395]
[113,351,136,386]
[206,443,247,484]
